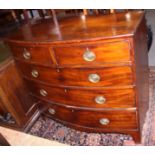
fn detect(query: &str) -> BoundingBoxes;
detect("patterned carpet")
[142,70,155,145]
[29,70,155,146]
[29,117,133,146]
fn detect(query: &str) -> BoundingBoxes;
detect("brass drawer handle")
[99,118,110,125]
[23,49,31,60]
[40,89,48,96]
[83,48,96,62]
[95,96,106,104]
[48,108,56,115]
[31,70,39,78]
[88,74,100,83]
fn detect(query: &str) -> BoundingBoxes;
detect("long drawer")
[10,45,54,66]
[53,41,131,66]
[27,80,136,108]
[42,103,137,130]
[16,62,134,87]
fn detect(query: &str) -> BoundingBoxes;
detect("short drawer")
[43,103,137,130]
[10,45,54,65]
[53,41,131,66]
[17,62,134,87]
[27,81,136,108]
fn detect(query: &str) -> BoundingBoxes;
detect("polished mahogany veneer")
[16,62,134,87]
[26,81,136,109]
[5,11,149,143]
[10,45,54,66]
[53,41,131,66]
[44,103,138,130]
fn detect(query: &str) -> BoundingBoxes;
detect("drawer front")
[27,81,135,108]
[44,104,137,130]
[59,67,133,87]
[54,41,131,66]
[10,45,53,65]
[17,62,134,87]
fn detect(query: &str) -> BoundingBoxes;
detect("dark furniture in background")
[0,57,39,131]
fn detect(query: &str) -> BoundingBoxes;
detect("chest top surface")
[5,11,144,44]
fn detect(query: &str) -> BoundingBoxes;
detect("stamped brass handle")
[83,48,96,62]
[40,89,48,96]
[31,70,39,78]
[48,108,56,115]
[95,96,106,104]
[88,74,100,83]
[23,49,31,60]
[99,118,110,125]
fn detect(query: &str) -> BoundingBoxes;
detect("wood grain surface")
[4,11,149,143]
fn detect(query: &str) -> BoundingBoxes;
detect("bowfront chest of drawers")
[5,11,149,143]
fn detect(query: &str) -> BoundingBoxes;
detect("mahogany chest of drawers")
[5,11,149,143]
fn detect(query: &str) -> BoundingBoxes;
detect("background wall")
[146,10,155,66]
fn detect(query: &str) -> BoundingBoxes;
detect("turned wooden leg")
[38,9,45,18]
[23,9,29,21]
[11,10,18,22]
[94,9,99,15]
[83,9,88,15]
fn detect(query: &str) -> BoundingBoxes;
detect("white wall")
[145,10,155,66]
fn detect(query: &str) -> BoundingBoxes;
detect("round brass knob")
[88,74,100,83]
[23,49,31,60]
[99,118,110,125]
[31,70,39,78]
[40,89,48,96]
[95,96,106,104]
[48,108,55,115]
[83,48,96,62]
